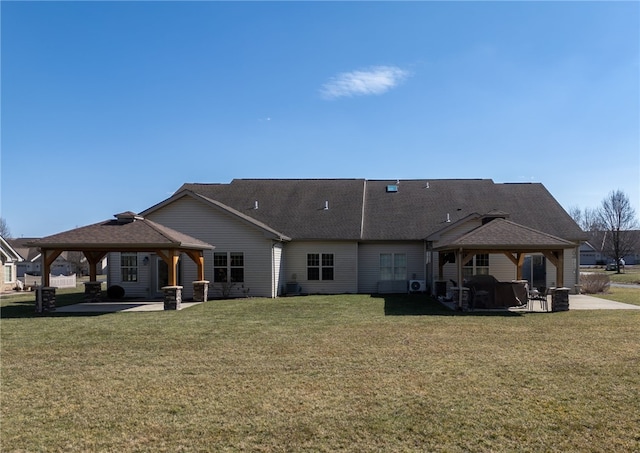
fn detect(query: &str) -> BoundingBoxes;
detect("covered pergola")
[429,218,579,307]
[28,212,214,310]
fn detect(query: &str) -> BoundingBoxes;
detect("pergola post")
[41,249,63,287]
[542,250,564,288]
[83,251,107,282]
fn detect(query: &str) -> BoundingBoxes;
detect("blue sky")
[2,1,638,238]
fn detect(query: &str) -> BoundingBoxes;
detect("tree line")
[569,190,639,273]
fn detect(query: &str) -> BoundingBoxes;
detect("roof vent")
[386,184,398,193]
[115,211,143,224]
[324,200,329,210]
[254,200,259,210]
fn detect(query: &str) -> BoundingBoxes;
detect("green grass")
[586,265,640,285]
[597,286,640,306]
[2,292,640,452]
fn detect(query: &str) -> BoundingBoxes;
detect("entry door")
[523,255,546,289]
[156,257,169,293]
[154,256,182,295]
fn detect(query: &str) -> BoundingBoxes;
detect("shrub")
[580,273,610,294]
[106,285,125,299]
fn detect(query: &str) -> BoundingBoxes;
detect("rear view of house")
[103,178,584,300]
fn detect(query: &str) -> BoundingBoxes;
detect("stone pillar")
[193,280,209,302]
[551,287,570,312]
[35,287,56,313]
[162,286,183,310]
[452,287,470,311]
[83,281,103,302]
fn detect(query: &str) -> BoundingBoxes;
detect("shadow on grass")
[1,293,105,319]
[377,293,522,317]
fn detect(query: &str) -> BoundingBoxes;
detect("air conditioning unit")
[409,280,426,293]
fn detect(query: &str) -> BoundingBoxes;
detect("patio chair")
[528,287,548,311]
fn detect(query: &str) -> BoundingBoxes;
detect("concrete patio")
[55,301,203,313]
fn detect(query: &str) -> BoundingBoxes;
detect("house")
[1,235,23,291]
[100,179,585,301]
[7,237,85,277]
[579,230,640,266]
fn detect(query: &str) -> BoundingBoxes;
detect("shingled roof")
[172,179,585,242]
[28,212,214,251]
[432,218,577,250]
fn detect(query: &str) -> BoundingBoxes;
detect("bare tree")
[66,251,88,276]
[598,190,639,273]
[0,218,10,238]
[568,206,604,231]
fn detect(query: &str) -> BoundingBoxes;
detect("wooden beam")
[516,253,525,280]
[83,251,107,282]
[542,250,564,287]
[462,253,475,267]
[184,250,206,281]
[42,249,63,287]
[502,252,519,267]
[155,250,180,286]
[156,250,171,264]
[169,252,180,286]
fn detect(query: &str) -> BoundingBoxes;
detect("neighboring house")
[7,238,105,277]
[579,230,640,266]
[105,179,586,300]
[8,238,43,277]
[1,235,23,291]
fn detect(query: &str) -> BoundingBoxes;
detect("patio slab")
[442,293,640,313]
[55,301,202,313]
[566,294,640,310]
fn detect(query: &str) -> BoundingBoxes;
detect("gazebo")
[429,218,578,310]
[28,212,214,312]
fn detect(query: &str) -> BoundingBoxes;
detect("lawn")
[585,265,640,285]
[2,292,639,452]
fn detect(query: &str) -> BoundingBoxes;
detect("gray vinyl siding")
[107,252,151,298]
[146,196,278,299]
[488,254,518,282]
[358,242,425,294]
[283,241,358,294]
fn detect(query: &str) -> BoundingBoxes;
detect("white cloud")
[320,65,411,100]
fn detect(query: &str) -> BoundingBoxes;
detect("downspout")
[358,179,366,294]
[360,179,367,240]
[272,241,276,298]
[574,243,581,294]
[457,248,463,309]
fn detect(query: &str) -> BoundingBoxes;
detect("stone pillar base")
[35,287,56,313]
[193,280,209,302]
[551,288,570,312]
[162,286,183,310]
[84,281,103,302]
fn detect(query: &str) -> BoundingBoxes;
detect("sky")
[1,1,639,238]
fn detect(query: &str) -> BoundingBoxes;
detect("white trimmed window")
[380,253,407,280]
[120,253,138,282]
[307,253,334,281]
[463,254,490,280]
[214,252,244,283]
[4,264,14,283]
